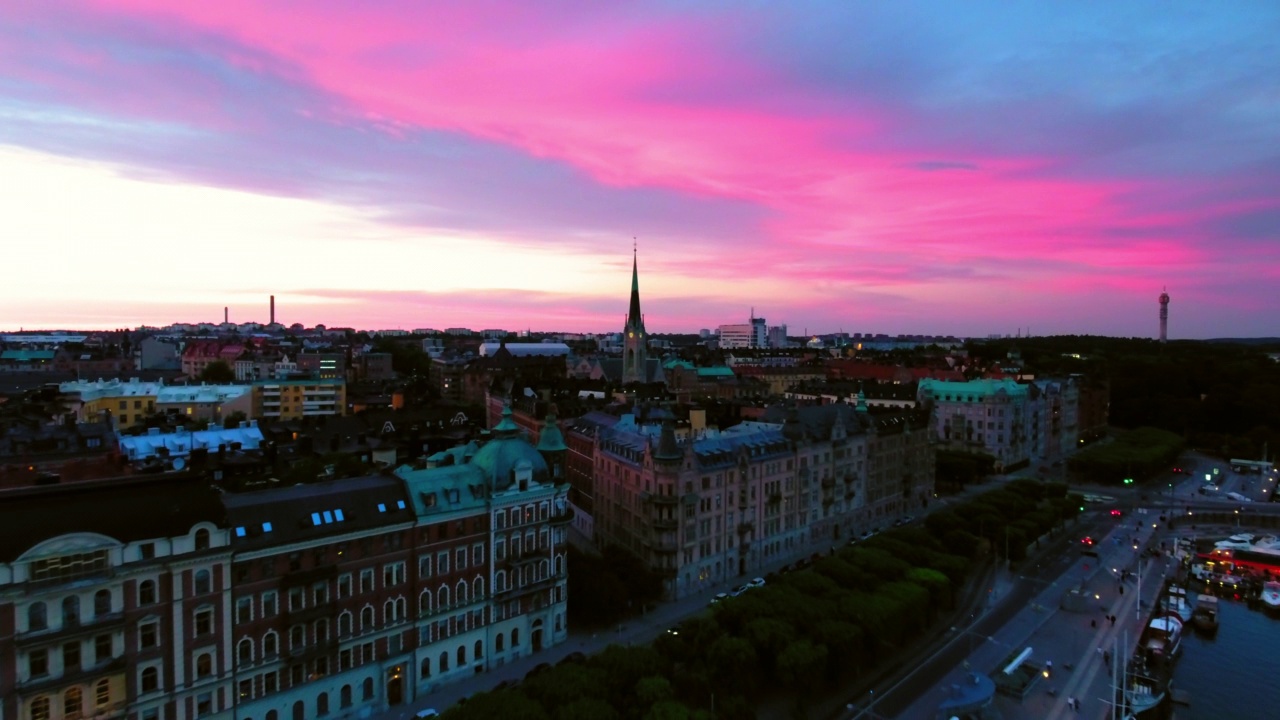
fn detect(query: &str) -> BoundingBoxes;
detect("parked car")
[710,592,729,605]
[749,577,766,588]
[414,710,440,719]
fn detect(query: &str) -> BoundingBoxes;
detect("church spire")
[627,244,644,332]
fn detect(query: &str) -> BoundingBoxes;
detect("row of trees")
[443,480,1077,719]
[567,545,665,628]
[1067,426,1185,485]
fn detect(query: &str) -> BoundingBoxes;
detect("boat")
[1161,585,1193,622]
[1262,580,1280,614]
[1121,654,1169,718]
[1191,594,1219,632]
[1143,613,1183,659]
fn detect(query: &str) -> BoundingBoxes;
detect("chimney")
[270,295,275,325]
[224,307,228,324]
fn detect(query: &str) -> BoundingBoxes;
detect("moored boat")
[1191,593,1219,632]
[1144,613,1183,659]
[1162,585,1194,622]
[1262,580,1280,614]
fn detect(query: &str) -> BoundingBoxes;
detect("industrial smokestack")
[270,295,275,325]
[224,307,228,324]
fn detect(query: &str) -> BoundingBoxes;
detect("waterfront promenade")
[898,510,1174,720]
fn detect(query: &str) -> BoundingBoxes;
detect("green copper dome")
[536,413,568,453]
[471,406,549,491]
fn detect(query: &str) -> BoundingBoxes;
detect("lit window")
[323,511,334,523]
[397,500,406,510]
[262,522,273,533]
[334,509,345,522]
[235,527,246,537]
[377,503,386,513]
[311,513,322,526]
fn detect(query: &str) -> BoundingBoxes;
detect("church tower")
[621,248,648,384]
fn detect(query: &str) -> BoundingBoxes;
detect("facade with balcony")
[251,379,346,421]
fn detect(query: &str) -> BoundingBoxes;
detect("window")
[288,588,304,612]
[29,648,49,677]
[141,665,159,693]
[383,562,405,587]
[64,686,83,717]
[30,697,50,720]
[439,651,449,672]
[472,543,484,566]
[62,596,81,626]
[359,569,374,594]
[290,625,305,650]
[512,628,520,647]
[419,590,432,615]
[313,582,328,606]
[28,602,47,631]
[237,597,253,624]
[340,685,352,708]
[139,580,157,605]
[195,607,214,636]
[238,638,253,665]
[263,631,278,657]
[419,656,431,679]
[195,528,210,551]
[338,611,352,637]
[418,556,432,579]
[338,574,352,599]
[457,645,466,666]
[95,678,110,708]
[437,585,450,610]
[63,641,81,672]
[239,678,253,700]
[264,671,278,694]
[196,652,213,678]
[139,621,159,648]
[360,606,374,632]
[194,569,212,595]
[362,677,374,701]
[262,591,278,618]
[196,692,212,717]
[474,639,484,660]
[456,548,467,571]
[93,589,112,616]
[95,634,112,663]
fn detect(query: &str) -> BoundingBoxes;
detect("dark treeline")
[969,336,1280,461]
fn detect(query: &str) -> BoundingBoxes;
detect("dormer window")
[262,522,273,533]
[234,527,247,538]
[377,503,387,513]
[397,500,406,510]
[334,509,345,522]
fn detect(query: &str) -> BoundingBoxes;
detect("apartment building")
[251,379,346,421]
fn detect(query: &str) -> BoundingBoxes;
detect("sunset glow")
[2,2,1277,336]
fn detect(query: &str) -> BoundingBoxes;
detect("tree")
[222,411,248,429]
[706,636,758,696]
[776,639,828,696]
[556,698,619,720]
[199,361,235,384]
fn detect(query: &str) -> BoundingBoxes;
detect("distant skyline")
[2,2,1278,337]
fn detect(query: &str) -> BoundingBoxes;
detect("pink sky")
[1,1,1278,337]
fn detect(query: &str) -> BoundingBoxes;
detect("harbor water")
[1171,595,1280,719]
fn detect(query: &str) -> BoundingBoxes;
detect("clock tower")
[621,248,648,384]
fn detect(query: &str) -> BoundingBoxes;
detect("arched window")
[474,640,484,660]
[194,569,211,595]
[28,602,47,631]
[317,691,329,716]
[29,697,50,720]
[396,596,407,619]
[141,666,159,693]
[437,585,449,610]
[439,651,449,672]
[338,611,352,637]
[196,653,213,678]
[360,606,374,632]
[94,589,112,617]
[495,570,506,593]
[361,677,374,701]
[383,599,395,624]
[554,554,564,576]
[496,633,504,652]
[473,576,484,599]
[63,687,82,717]
[512,628,520,647]
[62,596,80,626]
[237,638,253,665]
[456,645,466,666]
[263,631,278,657]
[419,590,432,615]
[539,559,549,581]
[195,528,211,551]
[340,684,352,708]
[138,580,157,605]
[94,678,110,708]
[314,618,329,642]
[266,711,278,720]
[289,625,304,650]
[419,656,431,679]
[292,700,304,720]
[456,580,467,604]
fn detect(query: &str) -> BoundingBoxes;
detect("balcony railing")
[641,491,679,507]
[652,517,678,531]
[549,508,575,526]
[493,575,560,600]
